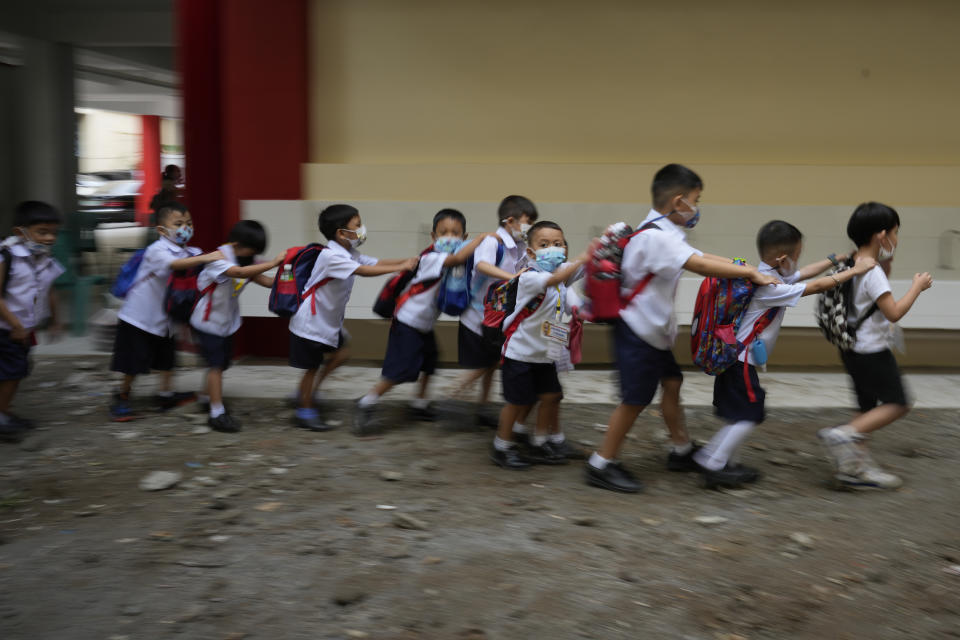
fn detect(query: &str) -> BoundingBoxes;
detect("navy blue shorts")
[713,361,765,423]
[0,330,31,381]
[458,321,499,369]
[613,320,683,406]
[381,321,438,384]
[111,320,176,375]
[193,329,234,371]
[840,348,909,412]
[501,357,563,406]
[289,332,343,370]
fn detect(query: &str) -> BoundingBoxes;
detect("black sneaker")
[294,408,332,432]
[702,465,757,490]
[512,431,530,447]
[490,445,531,470]
[408,404,439,422]
[548,439,587,460]
[208,413,241,433]
[353,401,377,436]
[109,393,137,422]
[728,463,760,483]
[0,421,25,443]
[524,441,569,465]
[6,413,34,430]
[666,444,704,472]
[584,461,642,493]
[157,391,197,412]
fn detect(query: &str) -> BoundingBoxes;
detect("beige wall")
[75,108,141,173]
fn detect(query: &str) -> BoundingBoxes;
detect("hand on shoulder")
[853,254,877,273]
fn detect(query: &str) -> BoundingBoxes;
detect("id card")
[541,321,570,346]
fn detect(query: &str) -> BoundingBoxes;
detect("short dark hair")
[318,204,359,241]
[527,220,563,246]
[498,195,538,225]
[14,200,62,227]
[227,220,267,254]
[756,220,803,257]
[156,201,189,226]
[846,202,900,247]
[163,164,181,179]
[432,208,466,234]
[651,164,703,211]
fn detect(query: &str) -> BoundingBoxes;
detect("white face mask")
[878,236,896,260]
[778,256,797,278]
[341,225,367,248]
[519,223,532,242]
[18,228,52,256]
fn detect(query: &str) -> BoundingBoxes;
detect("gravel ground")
[1,357,959,640]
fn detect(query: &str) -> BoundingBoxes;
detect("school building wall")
[216,0,960,367]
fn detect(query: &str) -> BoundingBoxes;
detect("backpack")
[466,242,507,314]
[268,243,328,317]
[481,276,545,349]
[372,245,437,319]
[583,221,659,323]
[164,266,217,324]
[815,258,878,351]
[110,248,146,298]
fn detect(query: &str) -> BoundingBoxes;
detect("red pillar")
[135,115,161,226]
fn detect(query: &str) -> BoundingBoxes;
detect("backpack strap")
[619,222,660,307]
[742,306,780,402]
[306,277,333,315]
[394,277,441,315]
[0,246,11,298]
[500,292,546,359]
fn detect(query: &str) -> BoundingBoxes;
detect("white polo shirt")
[288,241,377,348]
[189,244,252,338]
[118,237,202,337]
[0,238,65,331]
[395,252,447,333]
[848,265,893,354]
[503,262,584,364]
[619,209,703,350]
[461,226,526,336]
[736,262,804,363]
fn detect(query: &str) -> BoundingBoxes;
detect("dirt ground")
[1,356,959,640]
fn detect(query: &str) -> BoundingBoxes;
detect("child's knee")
[538,392,562,405]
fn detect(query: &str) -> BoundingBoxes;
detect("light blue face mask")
[534,247,566,272]
[166,225,194,246]
[18,228,52,256]
[434,236,462,254]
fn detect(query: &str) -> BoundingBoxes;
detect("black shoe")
[728,463,760,483]
[408,404,439,422]
[476,411,499,429]
[294,408,333,432]
[512,431,530,447]
[490,445,531,470]
[549,439,587,460]
[353,401,377,436]
[584,461,642,493]
[208,413,241,433]
[6,413,34,430]
[0,421,25,443]
[702,464,758,490]
[157,391,197,412]
[666,444,704,472]
[524,441,570,465]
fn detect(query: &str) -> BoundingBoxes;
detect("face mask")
[878,236,896,260]
[18,228,51,256]
[534,247,566,273]
[165,225,193,246]
[519,223,532,242]
[510,226,525,242]
[341,225,367,248]
[433,236,462,254]
[778,256,797,278]
[236,255,255,267]
[678,199,700,229]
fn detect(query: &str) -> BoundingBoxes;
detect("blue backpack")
[111,249,146,298]
[437,262,470,316]
[465,242,506,314]
[268,243,328,317]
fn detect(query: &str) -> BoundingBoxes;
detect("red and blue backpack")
[690,260,779,401]
[481,275,545,351]
[268,243,329,317]
[583,221,659,323]
[164,266,218,323]
[372,245,438,319]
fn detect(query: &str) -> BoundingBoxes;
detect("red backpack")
[481,276,545,351]
[372,245,437,319]
[268,244,329,317]
[583,221,659,323]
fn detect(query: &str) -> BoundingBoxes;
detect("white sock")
[512,422,528,434]
[493,436,514,451]
[548,432,565,444]
[588,452,611,469]
[671,441,693,456]
[209,403,225,418]
[410,397,429,410]
[358,393,380,408]
[694,420,757,471]
[531,434,548,446]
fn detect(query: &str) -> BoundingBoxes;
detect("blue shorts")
[289,332,343,370]
[381,321,438,384]
[193,328,234,371]
[111,320,176,375]
[0,330,31,381]
[501,357,562,406]
[613,320,683,406]
[458,321,499,369]
[713,361,765,423]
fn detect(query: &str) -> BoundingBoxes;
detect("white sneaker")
[817,425,864,474]
[835,464,903,490]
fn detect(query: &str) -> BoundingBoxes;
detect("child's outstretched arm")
[444,233,497,267]
[800,255,875,296]
[377,257,416,267]
[876,271,933,323]
[545,251,589,288]
[354,257,419,277]
[797,253,848,281]
[684,255,781,286]
[169,250,223,271]
[223,251,285,281]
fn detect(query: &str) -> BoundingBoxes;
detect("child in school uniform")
[454,195,537,427]
[288,204,417,431]
[818,202,932,490]
[585,164,779,493]
[0,201,65,441]
[189,220,285,433]
[109,202,221,421]
[490,220,588,469]
[695,220,876,488]
[354,209,496,435]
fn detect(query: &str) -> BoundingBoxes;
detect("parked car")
[76,173,107,197]
[78,179,142,223]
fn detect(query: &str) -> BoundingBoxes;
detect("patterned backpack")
[582,221,658,323]
[815,257,878,351]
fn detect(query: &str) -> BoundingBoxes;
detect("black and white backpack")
[814,257,877,351]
